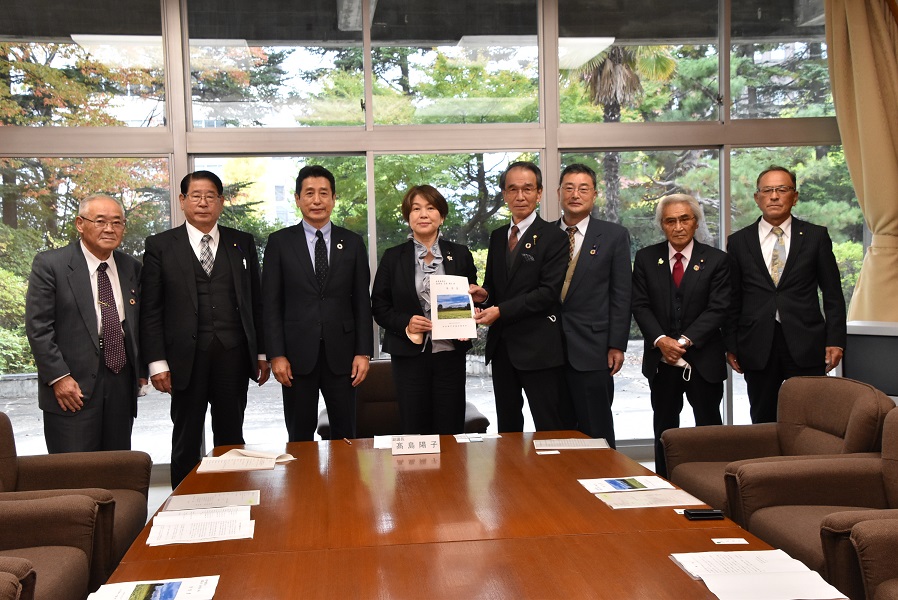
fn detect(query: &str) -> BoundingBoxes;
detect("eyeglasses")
[561,184,595,196]
[504,186,539,197]
[661,215,695,227]
[756,185,796,195]
[184,193,221,203]
[80,216,126,230]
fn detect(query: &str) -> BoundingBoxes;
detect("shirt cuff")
[148,360,170,378]
[48,373,70,386]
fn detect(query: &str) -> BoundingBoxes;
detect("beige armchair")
[662,376,894,521]
[729,408,898,600]
[0,494,99,600]
[0,412,151,590]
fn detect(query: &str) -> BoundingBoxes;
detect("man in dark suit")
[726,166,846,423]
[263,165,373,442]
[632,194,730,478]
[140,171,269,488]
[26,194,143,452]
[470,161,569,432]
[557,164,632,447]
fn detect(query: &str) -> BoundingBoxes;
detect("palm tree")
[572,45,676,222]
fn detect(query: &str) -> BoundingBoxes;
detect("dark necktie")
[509,225,519,252]
[199,234,213,276]
[566,226,578,263]
[315,230,328,288]
[672,252,684,288]
[97,263,126,373]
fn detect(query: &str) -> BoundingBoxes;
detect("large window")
[1,0,165,127]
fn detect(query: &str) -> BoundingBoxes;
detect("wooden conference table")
[111,432,772,598]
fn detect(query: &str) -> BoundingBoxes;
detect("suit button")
[192,334,197,340]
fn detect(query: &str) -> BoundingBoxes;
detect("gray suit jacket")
[26,242,142,416]
[558,217,632,372]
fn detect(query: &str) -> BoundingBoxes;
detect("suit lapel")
[172,225,199,310]
[566,218,601,298]
[746,218,774,287]
[326,225,346,290]
[678,242,705,308]
[652,243,672,315]
[779,218,805,285]
[507,217,543,282]
[492,224,510,291]
[399,240,417,291]
[113,251,138,325]
[438,239,459,276]
[219,227,248,300]
[67,244,100,352]
[287,224,317,285]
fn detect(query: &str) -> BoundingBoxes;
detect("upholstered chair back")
[882,409,898,508]
[0,412,19,492]
[776,377,894,456]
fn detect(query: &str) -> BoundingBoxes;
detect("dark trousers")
[283,341,356,442]
[565,366,616,448]
[744,322,825,424]
[392,348,467,435]
[650,362,723,479]
[170,336,249,488]
[491,341,565,432]
[44,362,134,453]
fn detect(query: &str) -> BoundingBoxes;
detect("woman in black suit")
[371,185,477,435]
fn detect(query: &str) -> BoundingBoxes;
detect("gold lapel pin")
[129,299,136,305]
[693,265,700,271]
[525,243,532,249]
[658,258,664,265]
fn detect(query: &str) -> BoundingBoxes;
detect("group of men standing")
[24,161,845,485]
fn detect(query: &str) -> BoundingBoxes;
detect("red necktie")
[672,252,684,288]
[508,225,519,252]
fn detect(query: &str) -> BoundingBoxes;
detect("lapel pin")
[693,265,700,271]
[447,255,453,261]
[242,258,247,269]
[337,242,343,250]
[590,245,597,255]
[658,258,665,265]
[129,298,136,305]
[525,243,532,249]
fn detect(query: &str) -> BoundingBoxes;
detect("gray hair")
[78,194,123,217]
[654,193,706,236]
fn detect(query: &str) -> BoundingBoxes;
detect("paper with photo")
[578,475,674,494]
[430,275,476,340]
[88,576,219,600]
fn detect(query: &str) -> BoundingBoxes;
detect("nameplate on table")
[391,434,440,455]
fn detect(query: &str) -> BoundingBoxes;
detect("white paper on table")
[220,448,296,463]
[700,571,847,600]
[373,435,398,449]
[670,549,805,578]
[454,433,502,443]
[146,519,255,546]
[533,438,609,450]
[154,506,251,524]
[196,455,275,473]
[87,575,219,600]
[430,275,477,340]
[578,475,674,494]
[596,488,704,509]
[164,490,260,511]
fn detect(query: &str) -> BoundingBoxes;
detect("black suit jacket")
[26,242,142,416]
[263,223,373,374]
[631,240,730,383]
[372,238,477,357]
[725,217,846,371]
[558,217,632,372]
[139,224,264,390]
[481,216,568,370]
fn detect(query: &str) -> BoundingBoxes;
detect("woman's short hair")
[401,185,449,221]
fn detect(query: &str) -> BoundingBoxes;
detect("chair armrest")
[852,518,898,600]
[662,423,780,475]
[0,494,98,558]
[733,457,888,528]
[0,557,34,600]
[16,451,151,497]
[820,510,898,600]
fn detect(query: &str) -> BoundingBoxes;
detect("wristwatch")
[677,337,689,347]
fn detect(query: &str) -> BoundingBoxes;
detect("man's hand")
[271,356,293,387]
[150,371,172,394]
[257,360,271,385]
[52,375,84,412]
[656,336,687,364]
[474,306,500,326]
[469,284,488,304]
[726,352,742,374]
[608,348,625,375]
[825,346,843,373]
[351,355,370,387]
